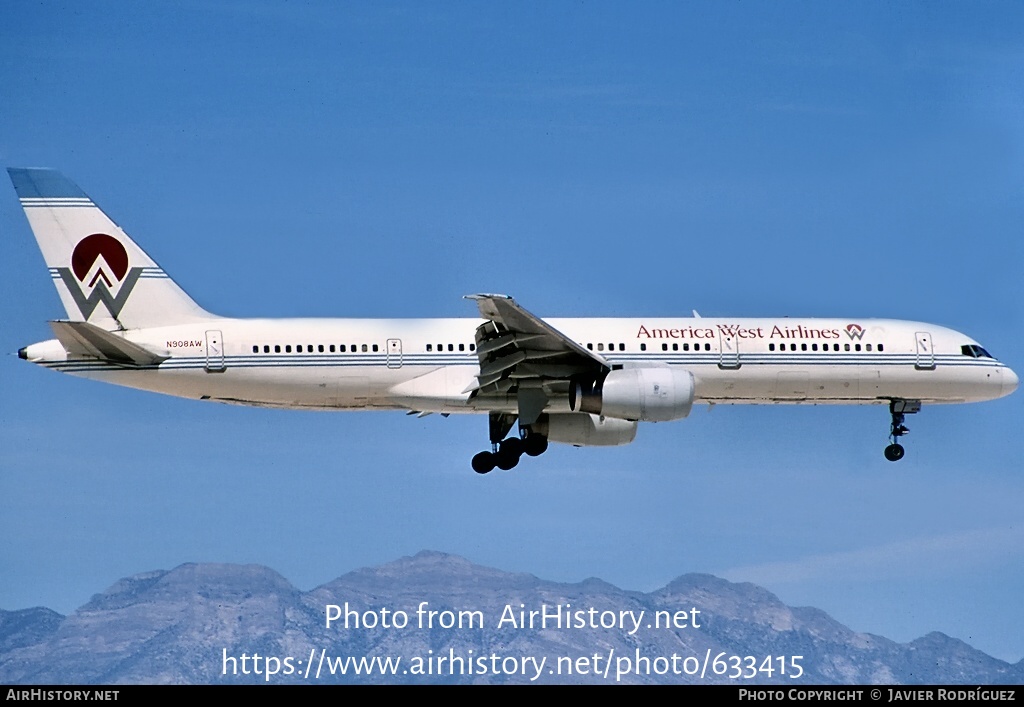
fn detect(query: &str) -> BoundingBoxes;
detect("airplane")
[9,168,1018,473]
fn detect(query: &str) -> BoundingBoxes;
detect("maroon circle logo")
[71,234,129,283]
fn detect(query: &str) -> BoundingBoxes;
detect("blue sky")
[2,2,1023,663]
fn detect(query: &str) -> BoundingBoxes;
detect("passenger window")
[597,343,604,351]
[448,344,454,352]
[362,344,368,352]
[845,344,851,351]
[427,344,432,352]
[790,344,796,351]
[801,343,807,351]
[252,345,258,353]
[877,344,884,352]
[469,344,475,351]
[662,343,668,351]
[672,343,678,351]
[274,345,281,353]
[619,344,625,351]
[769,343,775,351]
[811,344,818,351]
[372,344,379,352]
[319,345,324,353]
[339,345,346,352]
[587,343,593,350]
[866,344,872,352]
[286,345,292,353]
[459,344,465,351]
[705,343,711,351]
[330,345,335,352]
[640,343,647,351]
[264,345,270,353]
[855,344,861,352]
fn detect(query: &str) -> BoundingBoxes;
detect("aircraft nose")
[1004,367,1019,397]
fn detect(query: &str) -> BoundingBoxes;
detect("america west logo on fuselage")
[56,234,143,319]
[844,323,866,340]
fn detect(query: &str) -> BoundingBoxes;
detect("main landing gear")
[884,399,920,462]
[472,412,549,474]
[471,435,548,473]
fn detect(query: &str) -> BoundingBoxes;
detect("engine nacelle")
[534,413,637,447]
[570,367,695,422]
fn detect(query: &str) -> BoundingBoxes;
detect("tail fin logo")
[57,234,143,320]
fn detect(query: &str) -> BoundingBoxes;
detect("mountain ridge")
[2,552,1020,685]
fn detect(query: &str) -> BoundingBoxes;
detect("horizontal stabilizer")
[49,320,168,367]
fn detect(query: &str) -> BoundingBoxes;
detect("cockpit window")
[961,344,994,359]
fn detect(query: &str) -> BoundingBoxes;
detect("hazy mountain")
[2,552,1021,684]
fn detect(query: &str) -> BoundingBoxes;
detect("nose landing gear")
[883,443,905,462]
[884,400,920,462]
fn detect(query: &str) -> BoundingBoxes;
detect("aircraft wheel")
[884,443,905,462]
[472,451,495,474]
[500,437,524,457]
[523,435,548,457]
[495,448,520,471]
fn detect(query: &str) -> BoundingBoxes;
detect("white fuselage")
[23,315,1017,412]
[10,168,1016,468]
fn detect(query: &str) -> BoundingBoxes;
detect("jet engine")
[533,413,637,447]
[569,367,695,422]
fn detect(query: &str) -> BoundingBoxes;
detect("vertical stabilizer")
[8,168,215,330]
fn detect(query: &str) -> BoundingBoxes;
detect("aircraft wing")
[464,294,608,401]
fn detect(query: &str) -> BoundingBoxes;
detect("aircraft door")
[718,330,740,369]
[386,338,403,369]
[205,330,226,372]
[915,331,935,370]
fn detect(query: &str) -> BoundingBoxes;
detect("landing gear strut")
[471,412,549,474]
[884,400,920,462]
